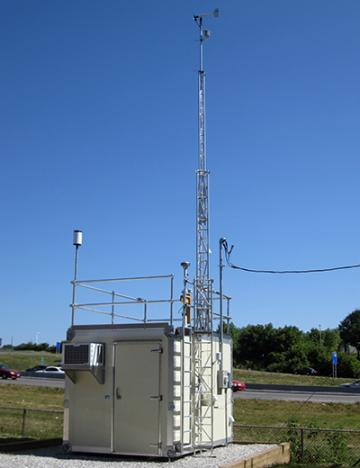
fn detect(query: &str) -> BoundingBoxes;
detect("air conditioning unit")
[63,343,105,384]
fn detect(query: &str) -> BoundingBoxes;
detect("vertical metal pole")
[144,302,147,323]
[219,240,227,444]
[180,267,188,451]
[219,238,224,372]
[111,291,115,324]
[226,298,231,334]
[71,245,79,327]
[21,408,27,437]
[210,279,214,452]
[300,428,304,462]
[192,280,197,330]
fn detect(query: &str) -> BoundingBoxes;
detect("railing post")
[111,291,115,324]
[21,408,27,437]
[170,275,174,327]
[143,302,147,323]
[300,427,304,462]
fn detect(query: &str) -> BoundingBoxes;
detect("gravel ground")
[0,444,277,468]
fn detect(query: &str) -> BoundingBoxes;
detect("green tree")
[322,328,340,351]
[236,323,276,369]
[337,352,360,378]
[339,310,360,358]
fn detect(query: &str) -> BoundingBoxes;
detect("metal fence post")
[300,427,304,462]
[21,409,27,437]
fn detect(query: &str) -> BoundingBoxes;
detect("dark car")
[232,379,246,392]
[296,367,318,376]
[340,380,360,388]
[26,365,47,372]
[0,363,21,380]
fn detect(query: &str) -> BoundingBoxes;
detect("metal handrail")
[73,274,174,284]
[76,283,140,301]
[73,299,180,307]
[71,273,176,327]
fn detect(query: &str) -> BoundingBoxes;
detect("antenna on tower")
[193,9,219,331]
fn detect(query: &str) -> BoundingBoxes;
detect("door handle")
[116,387,122,400]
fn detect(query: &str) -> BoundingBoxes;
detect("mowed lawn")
[0,384,63,410]
[233,368,352,387]
[0,351,61,372]
[0,383,359,430]
[234,399,360,429]
[0,385,63,439]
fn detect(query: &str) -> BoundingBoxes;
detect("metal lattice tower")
[194,10,218,332]
[190,10,219,453]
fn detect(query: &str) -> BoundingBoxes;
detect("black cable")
[222,240,360,275]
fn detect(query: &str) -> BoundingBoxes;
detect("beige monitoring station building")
[62,267,233,459]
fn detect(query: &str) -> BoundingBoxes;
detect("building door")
[113,341,161,455]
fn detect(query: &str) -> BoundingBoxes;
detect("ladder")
[191,333,214,451]
[178,283,215,454]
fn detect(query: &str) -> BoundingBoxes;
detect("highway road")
[234,388,360,404]
[0,377,64,389]
[2,378,360,403]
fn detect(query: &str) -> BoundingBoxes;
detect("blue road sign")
[332,351,338,365]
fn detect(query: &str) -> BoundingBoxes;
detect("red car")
[0,363,20,380]
[232,379,246,392]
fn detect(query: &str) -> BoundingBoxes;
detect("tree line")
[227,309,360,378]
[1,342,57,353]
[2,310,360,378]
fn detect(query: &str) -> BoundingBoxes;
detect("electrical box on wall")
[217,370,231,392]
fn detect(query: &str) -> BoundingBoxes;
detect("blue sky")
[1,1,360,345]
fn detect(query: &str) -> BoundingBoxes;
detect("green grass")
[0,365,359,445]
[233,368,351,387]
[234,399,360,465]
[0,351,61,371]
[0,384,63,410]
[3,384,357,430]
[0,408,63,440]
[0,384,64,440]
[234,399,360,429]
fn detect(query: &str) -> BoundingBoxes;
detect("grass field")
[0,384,63,410]
[234,399,360,465]
[0,383,358,429]
[233,368,351,387]
[0,384,63,440]
[0,382,359,437]
[0,351,61,371]
[234,399,360,429]
[1,379,358,465]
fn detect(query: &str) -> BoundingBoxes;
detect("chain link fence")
[234,423,360,465]
[0,407,63,440]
